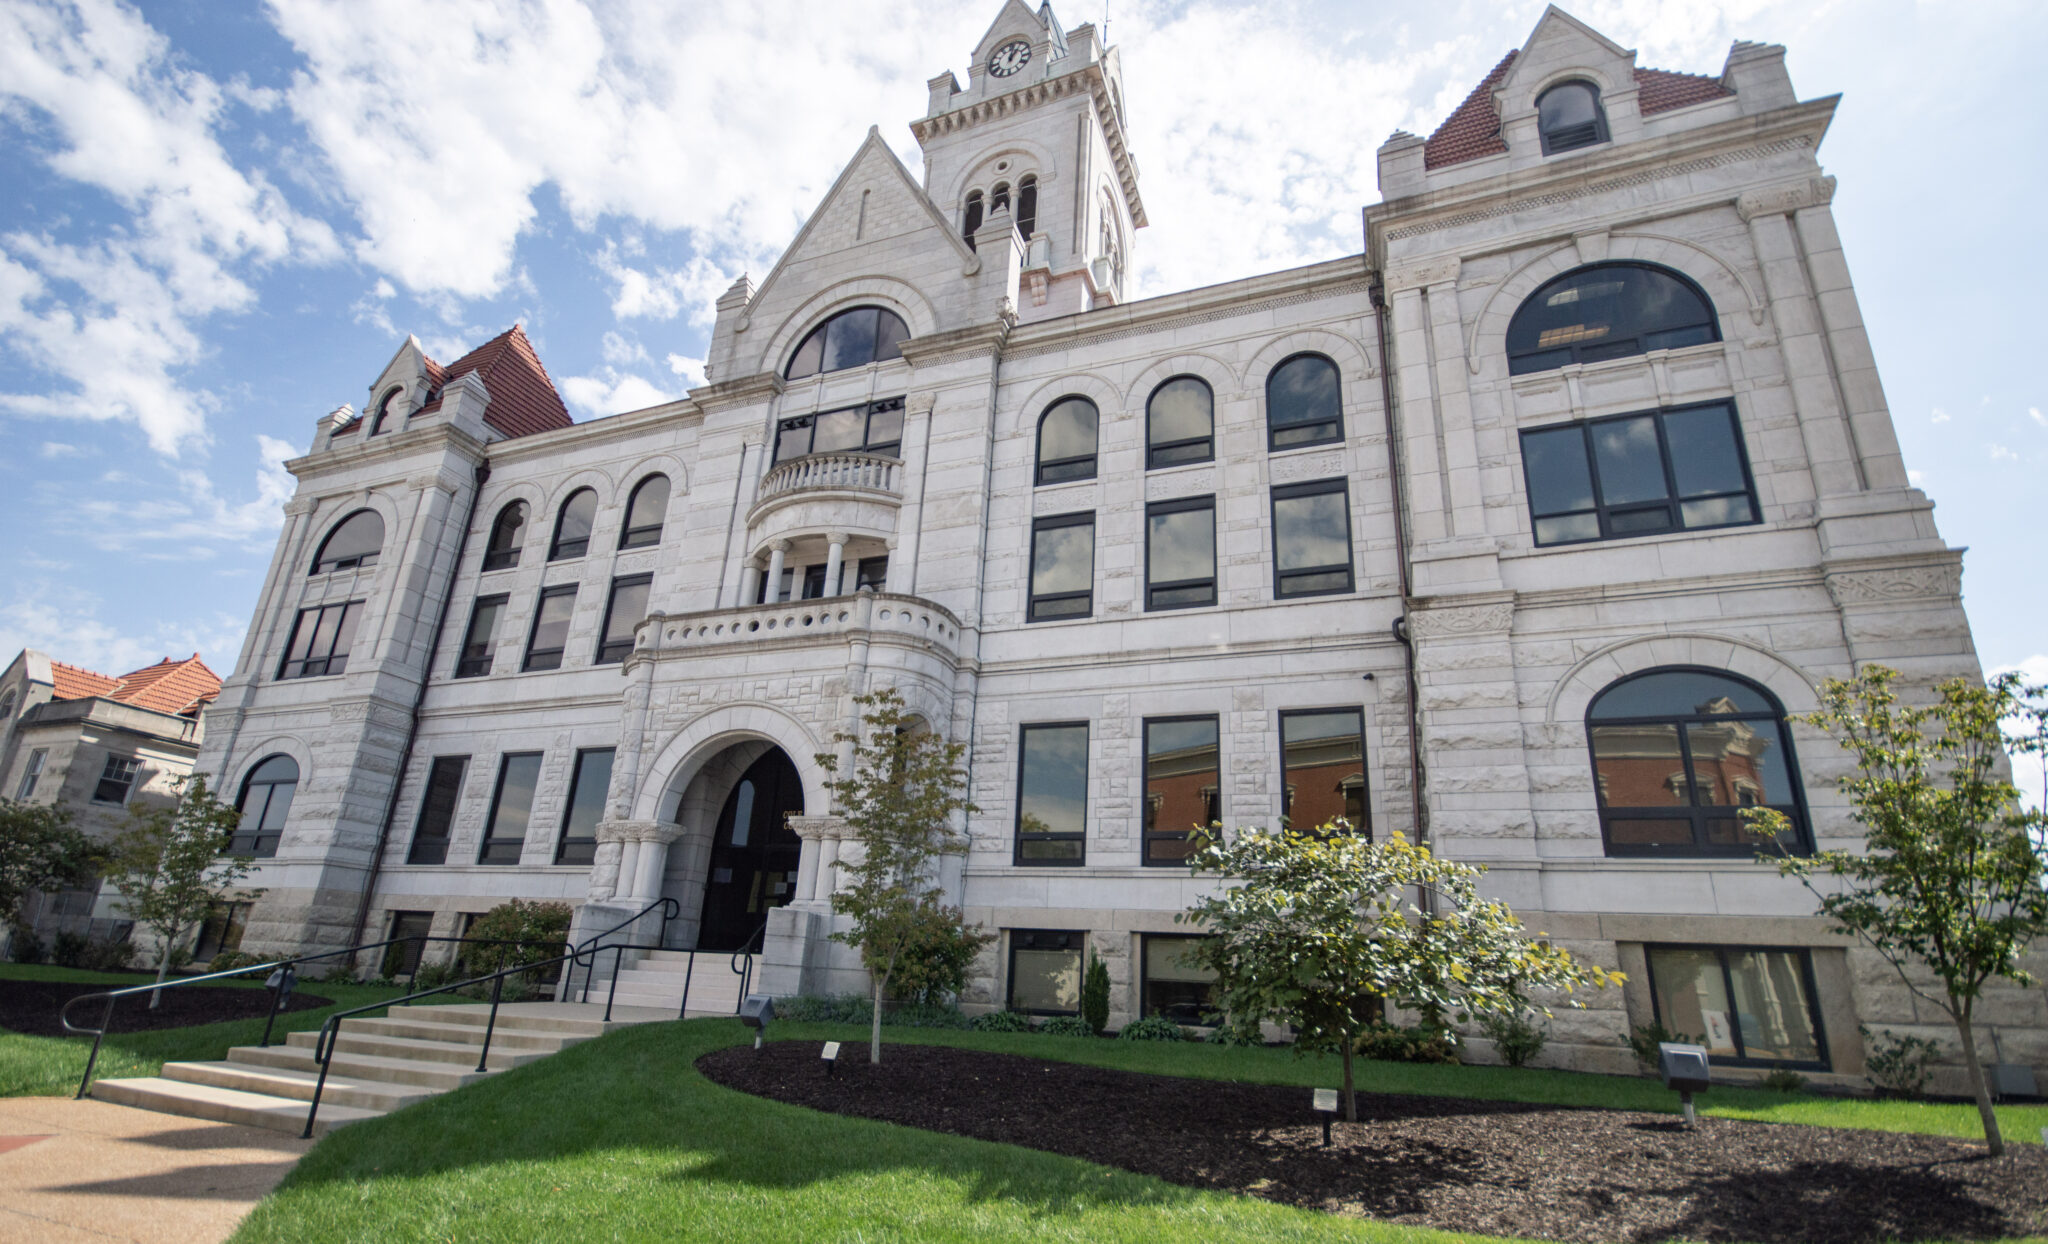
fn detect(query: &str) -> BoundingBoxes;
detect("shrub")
[1040,1015,1095,1038]
[888,1001,970,1029]
[80,938,133,972]
[410,960,461,994]
[1627,1021,1696,1070]
[462,900,572,980]
[7,923,45,964]
[1355,1022,1458,1064]
[1202,1017,1263,1047]
[1080,956,1110,1035]
[777,994,874,1025]
[969,1009,1033,1033]
[1479,1007,1548,1068]
[51,930,90,967]
[1118,1015,1187,1042]
[207,950,266,975]
[1863,1025,1941,1098]
[1761,1068,1809,1094]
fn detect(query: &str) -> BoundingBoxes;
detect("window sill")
[1267,433,1345,457]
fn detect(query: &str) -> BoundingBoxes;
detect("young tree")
[107,775,254,1006]
[0,799,106,928]
[1183,822,1619,1121]
[821,689,993,1064]
[1743,667,2048,1156]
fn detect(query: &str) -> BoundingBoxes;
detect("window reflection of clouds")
[1274,490,1347,569]
[1033,523,1092,594]
[1020,725,1088,835]
[1148,507,1213,580]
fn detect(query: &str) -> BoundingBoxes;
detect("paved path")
[0,1096,307,1244]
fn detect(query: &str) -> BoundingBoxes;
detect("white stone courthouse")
[197,2,2043,1088]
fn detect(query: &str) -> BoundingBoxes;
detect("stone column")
[739,560,762,607]
[823,532,847,597]
[633,823,684,900]
[789,815,846,906]
[764,540,790,604]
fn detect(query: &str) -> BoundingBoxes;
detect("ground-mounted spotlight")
[822,1041,841,1075]
[1313,1087,1339,1146]
[739,995,775,1051]
[1658,1041,1711,1128]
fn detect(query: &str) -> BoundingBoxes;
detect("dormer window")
[368,388,401,436]
[784,306,910,380]
[1537,81,1608,155]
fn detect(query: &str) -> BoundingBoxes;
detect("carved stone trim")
[1384,256,1461,293]
[1736,176,1838,223]
[283,497,319,517]
[596,819,683,845]
[1824,562,1962,607]
[1407,601,1515,638]
[789,815,851,842]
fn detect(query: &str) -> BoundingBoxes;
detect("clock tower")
[912,1,1146,320]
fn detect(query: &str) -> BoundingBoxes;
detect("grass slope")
[235,1019,2046,1244]
[0,963,403,1098]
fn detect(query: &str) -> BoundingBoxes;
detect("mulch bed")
[0,979,332,1038]
[700,1041,2048,1244]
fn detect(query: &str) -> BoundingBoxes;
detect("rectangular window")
[1015,723,1088,864]
[15,748,47,800]
[556,748,614,865]
[1270,479,1354,598]
[596,575,651,664]
[1007,929,1084,1014]
[191,901,250,962]
[772,397,906,464]
[1144,716,1220,865]
[380,911,434,978]
[1142,935,1219,1024]
[1646,945,1827,1068]
[1280,707,1368,832]
[1521,402,1759,547]
[523,585,578,672]
[93,755,140,804]
[801,563,829,600]
[1145,496,1216,611]
[278,600,364,679]
[456,595,507,678]
[1028,513,1094,621]
[406,756,468,865]
[855,555,888,592]
[478,753,543,865]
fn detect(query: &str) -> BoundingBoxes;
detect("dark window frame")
[1588,666,1812,859]
[367,387,401,436]
[192,900,251,961]
[784,307,911,380]
[456,594,508,678]
[772,396,906,465]
[1144,495,1217,612]
[482,501,527,571]
[228,754,297,857]
[1270,478,1355,599]
[478,752,544,866]
[1143,714,1222,866]
[1644,943,1831,1070]
[1521,402,1760,547]
[1145,374,1215,469]
[555,747,614,866]
[522,584,579,672]
[1278,707,1370,835]
[1536,80,1610,155]
[595,574,653,665]
[310,510,384,574]
[406,755,469,865]
[1027,512,1094,622]
[93,754,141,805]
[1141,933,1220,1024]
[381,910,434,976]
[548,488,598,561]
[277,600,363,680]
[962,191,984,250]
[1006,927,1085,1016]
[1035,395,1099,485]
[1014,721,1089,866]
[1507,262,1720,376]
[1015,174,1038,239]
[1265,353,1344,450]
[16,748,48,800]
[619,475,669,550]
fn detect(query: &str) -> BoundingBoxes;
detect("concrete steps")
[596,951,753,1016]
[90,1000,659,1138]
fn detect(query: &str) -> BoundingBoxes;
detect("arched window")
[1036,396,1098,485]
[962,190,984,251]
[990,182,1011,213]
[1506,263,1719,376]
[1537,80,1608,155]
[1587,668,1808,857]
[549,488,598,561]
[1146,375,1213,468]
[1266,354,1342,450]
[229,754,298,858]
[482,501,527,571]
[1016,175,1038,240]
[311,510,384,574]
[784,306,911,380]
[620,474,670,549]
[368,388,401,436]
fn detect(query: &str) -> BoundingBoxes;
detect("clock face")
[987,39,1032,78]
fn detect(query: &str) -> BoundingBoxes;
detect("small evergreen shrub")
[1080,956,1110,1034]
[1862,1025,1941,1098]
[1479,1007,1549,1068]
[51,930,90,967]
[969,1009,1033,1033]
[7,923,45,964]
[80,938,133,972]
[207,950,265,975]
[1627,1021,1696,1070]
[1760,1068,1809,1094]
[1039,1015,1095,1038]
[1117,1015,1187,1042]
[1355,1023,1458,1064]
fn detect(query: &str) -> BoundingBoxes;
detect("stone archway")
[655,740,808,951]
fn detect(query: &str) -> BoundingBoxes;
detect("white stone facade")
[196,4,2041,1091]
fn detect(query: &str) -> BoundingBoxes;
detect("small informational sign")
[822,1042,841,1061]
[1312,1088,1339,1114]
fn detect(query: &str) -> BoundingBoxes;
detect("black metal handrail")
[57,932,566,1100]
[563,896,678,1002]
[729,915,771,1010]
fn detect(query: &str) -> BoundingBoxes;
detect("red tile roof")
[1422,52,1736,171]
[49,661,121,702]
[46,654,222,717]
[330,326,569,442]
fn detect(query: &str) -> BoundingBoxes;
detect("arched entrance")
[696,748,805,951]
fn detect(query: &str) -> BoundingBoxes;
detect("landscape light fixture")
[1657,1041,1711,1128]
[739,995,775,1051]
[265,965,297,1001]
[1312,1087,1339,1146]
[821,1040,841,1076]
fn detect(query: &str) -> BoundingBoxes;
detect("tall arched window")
[784,306,911,380]
[1016,175,1038,239]
[1537,80,1608,154]
[1036,396,1099,485]
[482,501,527,571]
[1266,354,1342,450]
[368,388,401,436]
[1146,376,1213,468]
[230,755,298,858]
[549,488,598,561]
[1506,263,1719,376]
[1587,668,1808,857]
[990,181,1011,213]
[620,474,670,549]
[311,510,384,574]
[962,190,984,251]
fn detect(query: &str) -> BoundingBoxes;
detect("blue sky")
[2,0,2042,695]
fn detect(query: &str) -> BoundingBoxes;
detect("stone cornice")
[1736,175,1838,222]
[1822,551,1964,608]
[286,421,487,483]
[897,321,1011,368]
[686,372,784,415]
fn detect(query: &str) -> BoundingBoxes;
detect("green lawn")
[232,1018,2048,1244]
[0,963,404,1098]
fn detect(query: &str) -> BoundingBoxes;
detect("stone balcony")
[630,589,965,669]
[746,452,903,540]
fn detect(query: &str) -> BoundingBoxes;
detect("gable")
[971,0,1050,67]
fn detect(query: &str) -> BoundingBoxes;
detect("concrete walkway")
[0,1096,307,1244]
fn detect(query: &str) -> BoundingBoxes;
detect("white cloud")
[39,440,82,458]
[559,368,674,418]
[1907,469,1926,486]
[2030,406,2045,429]
[665,352,705,388]
[0,0,338,455]
[57,432,300,554]
[600,330,647,367]
[597,243,732,327]
[1992,655,2048,813]
[1989,444,2018,462]
[1932,407,1951,423]
[0,579,248,676]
